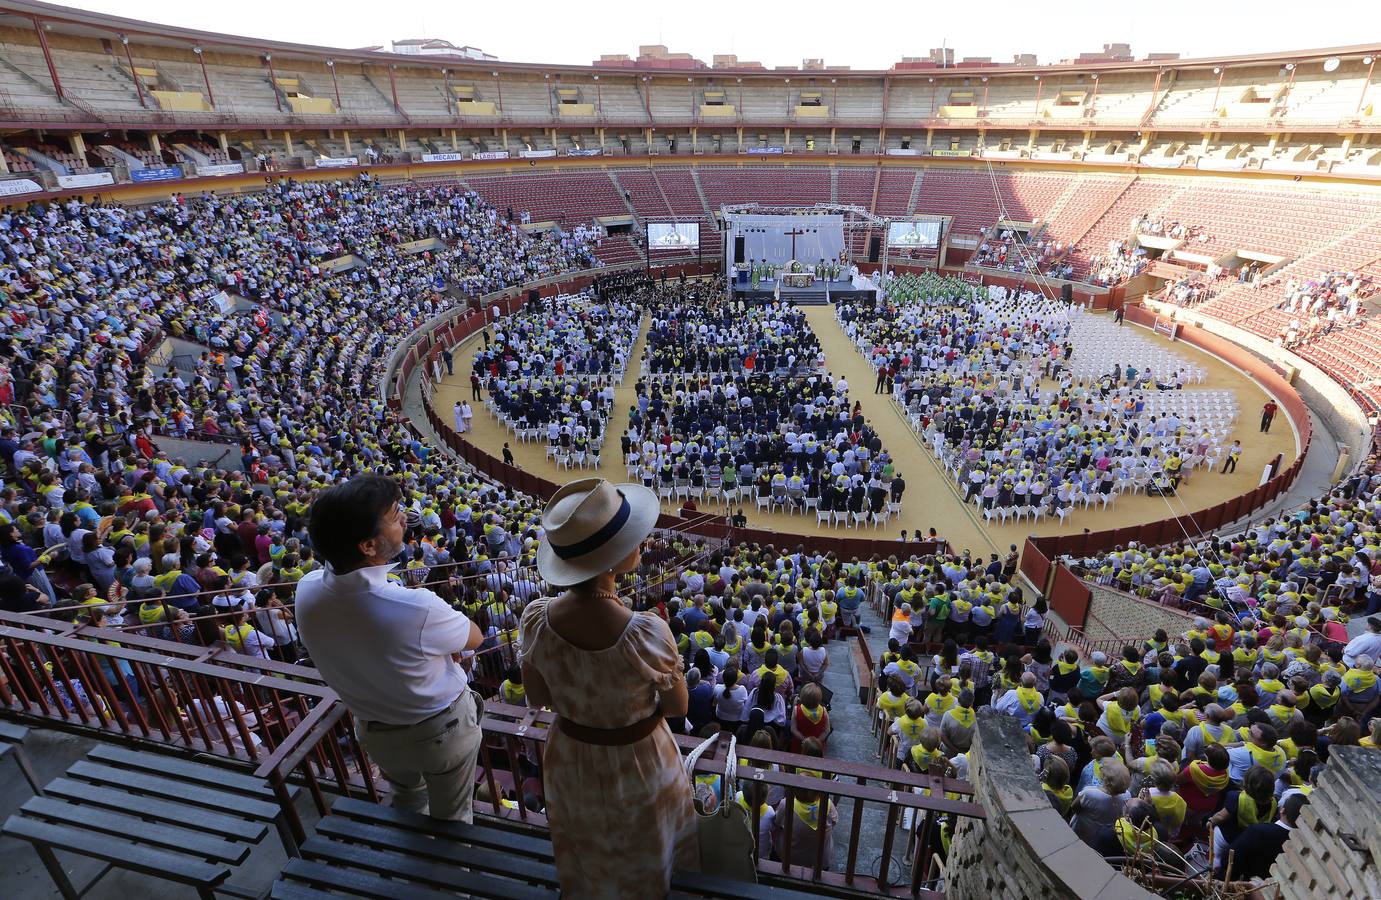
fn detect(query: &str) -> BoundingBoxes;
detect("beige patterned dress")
[519,598,698,897]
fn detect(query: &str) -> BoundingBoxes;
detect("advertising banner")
[195,163,245,177]
[57,171,115,189]
[885,148,922,156]
[0,178,43,196]
[930,148,973,158]
[421,152,465,163]
[518,149,557,158]
[566,148,603,157]
[131,166,182,182]
[747,147,784,155]
[472,150,510,160]
[315,156,359,168]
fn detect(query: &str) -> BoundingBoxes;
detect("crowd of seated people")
[1160,273,1219,308]
[1269,270,1373,348]
[0,180,601,698]
[623,371,902,525]
[1133,214,1210,245]
[472,291,641,461]
[869,539,1376,883]
[974,230,1075,280]
[641,282,823,377]
[1071,461,1381,620]
[1086,238,1149,286]
[840,275,1234,523]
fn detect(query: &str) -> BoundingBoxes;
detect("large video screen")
[647,222,700,250]
[888,220,942,249]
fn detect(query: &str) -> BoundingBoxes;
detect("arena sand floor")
[435,299,1298,560]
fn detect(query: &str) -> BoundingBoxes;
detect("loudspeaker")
[734,236,746,265]
[1060,283,1073,303]
[868,236,881,263]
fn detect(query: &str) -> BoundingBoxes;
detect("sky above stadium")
[51,0,1377,69]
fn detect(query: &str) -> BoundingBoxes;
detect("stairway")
[173,142,212,167]
[789,289,830,305]
[608,170,640,223]
[690,168,715,220]
[648,169,677,218]
[906,169,925,215]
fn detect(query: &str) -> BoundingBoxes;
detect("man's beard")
[377,536,405,563]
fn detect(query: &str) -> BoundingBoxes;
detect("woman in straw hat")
[520,477,697,897]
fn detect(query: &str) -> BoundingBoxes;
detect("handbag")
[683,732,758,882]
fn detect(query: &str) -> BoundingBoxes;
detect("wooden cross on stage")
[784,226,806,261]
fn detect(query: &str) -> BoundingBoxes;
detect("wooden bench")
[0,719,44,796]
[850,634,875,705]
[3,745,301,899]
[272,796,823,899]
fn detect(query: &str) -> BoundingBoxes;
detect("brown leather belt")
[555,709,664,746]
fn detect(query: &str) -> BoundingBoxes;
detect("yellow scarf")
[1149,791,1186,833]
[1115,818,1158,855]
[1236,792,1276,829]
[736,791,770,820]
[793,797,826,830]
[947,705,975,729]
[798,704,825,724]
[1197,722,1230,747]
[1188,760,1228,794]
[910,744,943,770]
[926,690,957,717]
[1104,702,1141,737]
[895,714,925,741]
[1015,686,1043,714]
[1344,668,1378,693]
[1246,742,1288,775]
[1043,783,1073,811]
[755,664,789,684]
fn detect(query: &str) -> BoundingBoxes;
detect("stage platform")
[731,278,876,306]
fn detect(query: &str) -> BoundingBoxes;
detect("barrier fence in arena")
[0,608,982,895]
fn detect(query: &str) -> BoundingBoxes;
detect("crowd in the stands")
[1269,269,1373,348]
[866,503,1378,882]
[973,230,1076,281]
[0,179,600,667]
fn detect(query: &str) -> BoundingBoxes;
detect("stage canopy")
[724,213,846,267]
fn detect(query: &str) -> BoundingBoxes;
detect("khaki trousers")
[358,691,482,822]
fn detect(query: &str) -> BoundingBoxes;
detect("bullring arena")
[0,3,1379,898]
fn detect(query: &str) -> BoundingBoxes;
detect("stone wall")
[1271,745,1380,899]
[948,709,1158,899]
[1084,582,1196,645]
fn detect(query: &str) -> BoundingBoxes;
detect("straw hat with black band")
[537,477,661,588]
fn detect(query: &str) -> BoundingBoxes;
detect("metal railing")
[0,608,982,895]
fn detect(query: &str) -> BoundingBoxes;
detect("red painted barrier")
[1049,565,1092,629]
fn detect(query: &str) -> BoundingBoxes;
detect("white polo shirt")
[296,563,472,725]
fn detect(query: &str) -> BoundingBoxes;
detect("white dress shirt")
[296,562,473,725]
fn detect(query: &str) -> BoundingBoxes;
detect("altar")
[781,270,815,288]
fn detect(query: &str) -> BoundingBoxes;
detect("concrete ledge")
[948,709,1157,900]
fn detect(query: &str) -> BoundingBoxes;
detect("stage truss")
[718,203,948,275]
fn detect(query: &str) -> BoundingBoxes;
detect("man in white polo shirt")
[297,475,484,821]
